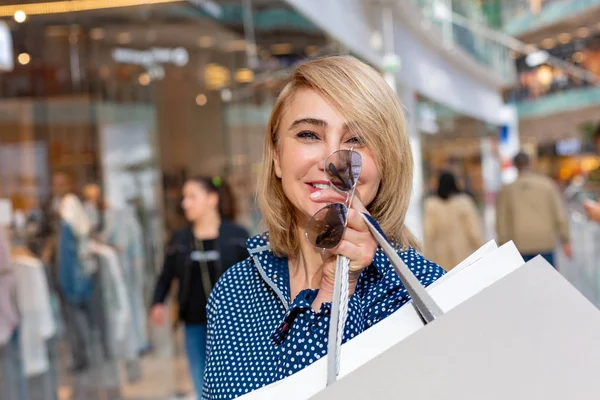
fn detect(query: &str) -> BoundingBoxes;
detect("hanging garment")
[0,330,28,400]
[104,207,148,352]
[0,226,18,347]
[88,240,133,358]
[57,194,98,304]
[13,253,57,377]
[61,194,96,274]
[26,336,58,400]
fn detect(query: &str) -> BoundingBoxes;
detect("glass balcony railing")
[509,85,600,118]
[409,0,516,85]
[501,0,600,36]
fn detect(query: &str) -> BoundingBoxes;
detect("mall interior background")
[0,0,599,399]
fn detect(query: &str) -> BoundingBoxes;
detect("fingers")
[310,188,369,215]
[334,208,378,272]
[309,188,347,204]
[345,207,369,233]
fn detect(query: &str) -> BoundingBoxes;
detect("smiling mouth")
[307,182,330,190]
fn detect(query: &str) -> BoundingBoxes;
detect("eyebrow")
[288,118,327,130]
[288,118,355,132]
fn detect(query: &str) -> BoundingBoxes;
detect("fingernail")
[310,191,321,199]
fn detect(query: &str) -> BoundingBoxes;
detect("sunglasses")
[306,149,363,249]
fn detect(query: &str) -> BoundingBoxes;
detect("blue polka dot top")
[202,228,445,399]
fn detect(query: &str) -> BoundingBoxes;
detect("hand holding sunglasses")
[307,149,378,295]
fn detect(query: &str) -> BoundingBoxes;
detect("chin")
[184,213,195,222]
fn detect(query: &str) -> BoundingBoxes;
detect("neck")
[288,222,329,289]
[192,211,221,239]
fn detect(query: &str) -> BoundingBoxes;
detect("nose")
[317,140,342,171]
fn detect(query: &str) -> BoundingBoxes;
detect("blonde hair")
[257,56,419,257]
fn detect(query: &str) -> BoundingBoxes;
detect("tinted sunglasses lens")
[325,150,362,192]
[307,204,348,249]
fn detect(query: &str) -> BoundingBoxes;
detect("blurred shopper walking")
[496,152,572,267]
[150,177,249,397]
[424,171,483,271]
[583,125,600,223]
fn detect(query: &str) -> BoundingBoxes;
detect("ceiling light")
[271,43,293,55]
[235,68,254,83]
[90,28,105,40]
[558,33,572,44]
[14,10,26,23]
[525,50,549,67]
[138,73,150,86]
[197,36,214,48]
[576,27,589,38]
[0,0,179,17]
[225,39,247,52]
[195,94,207,106]
[117,32,132,44]
[573,52,586,63]
[537,65,553,86]
[541,38,556,49]
[17,53,30,65]
[204,63,230,89]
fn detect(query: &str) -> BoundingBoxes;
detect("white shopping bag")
[315,256,600,399]
[240,241,525,399]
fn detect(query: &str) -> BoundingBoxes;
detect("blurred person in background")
[496,151,572,267]
[446,156,475,199]
[583,124,600,223]
[150,177,249,396]
[424,171,483,271]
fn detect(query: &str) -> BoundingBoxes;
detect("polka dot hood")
[202,216,445,399]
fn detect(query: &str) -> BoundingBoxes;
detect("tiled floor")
[58,324,195,400]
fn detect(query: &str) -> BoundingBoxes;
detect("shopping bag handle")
[327,215,444,387]
[360,213,443,324]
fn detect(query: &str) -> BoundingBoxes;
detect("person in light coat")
[424,171,483,271]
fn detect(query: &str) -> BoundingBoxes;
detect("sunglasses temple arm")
[359,214,444,324]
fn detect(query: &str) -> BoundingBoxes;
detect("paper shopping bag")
[315,256,600,399]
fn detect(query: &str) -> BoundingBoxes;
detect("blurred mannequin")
[43,171,96,372]
[82,183,104,235]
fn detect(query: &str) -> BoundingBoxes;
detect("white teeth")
[312,183,329,190]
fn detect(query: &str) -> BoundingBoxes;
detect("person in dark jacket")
[150,177,249,396]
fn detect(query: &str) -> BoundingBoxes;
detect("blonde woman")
[202,56,445,399]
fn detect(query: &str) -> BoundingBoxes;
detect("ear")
[273,147,283,179]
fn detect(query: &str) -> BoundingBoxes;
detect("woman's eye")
[296,131,319,140]
[346,136,364,145]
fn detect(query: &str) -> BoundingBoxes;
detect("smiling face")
[273,88,382,227]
